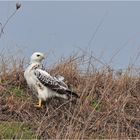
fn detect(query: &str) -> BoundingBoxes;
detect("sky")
[0,1,140,70]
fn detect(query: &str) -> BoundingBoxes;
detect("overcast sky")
[0,1,140,69]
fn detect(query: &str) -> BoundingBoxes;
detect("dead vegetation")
[0,52,140,139]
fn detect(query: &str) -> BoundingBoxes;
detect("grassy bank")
[0,53,140,139]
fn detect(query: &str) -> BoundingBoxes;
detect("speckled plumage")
[24,52,79,108]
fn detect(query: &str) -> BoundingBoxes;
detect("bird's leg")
[45,101,48,108]
[45,99,50,112]
[45,102,48,112]
[34,99,42,108]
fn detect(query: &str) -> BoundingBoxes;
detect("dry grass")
[0,52,140,139]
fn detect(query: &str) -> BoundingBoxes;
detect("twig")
[0,2,21,38]
[87,11,108,47]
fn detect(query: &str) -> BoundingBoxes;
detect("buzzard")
[24,52,79,108]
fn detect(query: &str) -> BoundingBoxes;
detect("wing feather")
[34,69,67,91]
[34,69,79,98]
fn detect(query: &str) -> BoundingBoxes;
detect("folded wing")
[34,69,79,98]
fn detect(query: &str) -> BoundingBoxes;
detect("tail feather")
[66,90,79,98]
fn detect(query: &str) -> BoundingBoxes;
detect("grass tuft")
[0,122,36,139]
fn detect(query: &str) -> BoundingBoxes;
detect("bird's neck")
[30,61,41,67]
[30,60,41,64]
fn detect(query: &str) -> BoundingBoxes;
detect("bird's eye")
[37,54,40,57]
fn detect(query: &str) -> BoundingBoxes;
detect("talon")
[34,104,42,108]
[34,99,42,108]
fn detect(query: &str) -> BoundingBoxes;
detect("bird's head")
[30,52,45,63]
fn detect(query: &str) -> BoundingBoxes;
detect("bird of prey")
[24,52,79,108]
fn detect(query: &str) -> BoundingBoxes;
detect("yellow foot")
[34,99,42,108]
[34,104,42,108]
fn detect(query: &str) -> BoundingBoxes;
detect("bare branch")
[0,2,21,38]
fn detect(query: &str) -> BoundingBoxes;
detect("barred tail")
[66,90,80,98]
